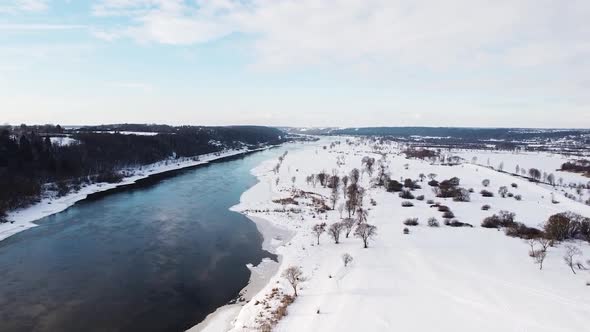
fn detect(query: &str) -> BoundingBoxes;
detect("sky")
[0,0,589,128]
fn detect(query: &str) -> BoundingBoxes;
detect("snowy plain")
[196,137,590,332]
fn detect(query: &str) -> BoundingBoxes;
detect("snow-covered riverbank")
[191,137,590,331]
[0,147,274,242]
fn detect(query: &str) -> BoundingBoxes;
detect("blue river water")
[0,144,298,332]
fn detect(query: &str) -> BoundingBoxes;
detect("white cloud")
[0,23,86,31]
[90,0,590,70]
[0,0,49,13]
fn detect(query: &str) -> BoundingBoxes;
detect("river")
[0,145,296,332]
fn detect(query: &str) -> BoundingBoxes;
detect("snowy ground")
[0,147,272,242]
[197,137,590,332]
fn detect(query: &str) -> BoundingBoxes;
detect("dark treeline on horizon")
[328,127,590,140]
[0,124,286,221]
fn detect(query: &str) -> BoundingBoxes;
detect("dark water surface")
[0,145,295,332]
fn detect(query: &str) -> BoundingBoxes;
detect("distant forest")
[0,124,286,221]
[328,127,590,141]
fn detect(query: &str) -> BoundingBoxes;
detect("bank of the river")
[190,216,294,332]
[1,147,273,243]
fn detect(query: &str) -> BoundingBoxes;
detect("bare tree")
[498,186,508,198]
[526,239,537,257]
[354,223,378,248]
[564,245,582,274]
[362,157,375,176]
[328,222,345,244]
[547,173,555,186]
[349,168,360,185]
[537,238,552,252]
[282,266,306,297]
[427,173,437,181]
[342,253,353,267]
[528,168,542,182]
[342,218,355,238]
[482,179,490,187]
[312,223,326,245]
[341,175,349,198]
[419,173,426,182]
[356,207,369,224]
[534,250,547,270]
[345,199,355,218]
[330,188,339,210]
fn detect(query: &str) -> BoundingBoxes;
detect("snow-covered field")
[0,147,271,242]
[197,137,590,332]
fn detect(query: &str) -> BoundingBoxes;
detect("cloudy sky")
[1,0,589,128]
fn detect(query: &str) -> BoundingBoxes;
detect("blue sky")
[1,0,589,128]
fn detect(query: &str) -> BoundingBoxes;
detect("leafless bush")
[312,223,326,245]
[328,222,344,244]
[427,217,440,227]
[442,211,455,219]
[404,218,419,226]
[564,245,582,274]
[342,253,353,267]
[342,218,355,238]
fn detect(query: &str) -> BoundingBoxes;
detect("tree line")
[0,124,285,222]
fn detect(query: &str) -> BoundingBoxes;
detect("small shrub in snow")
[403,227,410,234]
[386,180,403,192]
[426,199,435,204]
[428,180,439,187]
[482,211,516,228]
[401,201,414,207]
[504,223,543,239]
[404,218,419,226]
[498,186,508,198]
[342,253,353,267]
[427,217,440,227]
[481,215,502,228]
[563,245,582,274]
[480,189,494,197]
[437,205,450,212]
[514,194,522,201]
[444,219,473,227]
[399,190,415,199]
[416,195,425,201]
[482,179,490,187]
[507,192,514,198]
[511,183,518,188]
[453,188,471,202]
[442,211,455,219]
[481,204,491,211]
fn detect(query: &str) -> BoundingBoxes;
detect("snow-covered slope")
[199,138,590,332]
